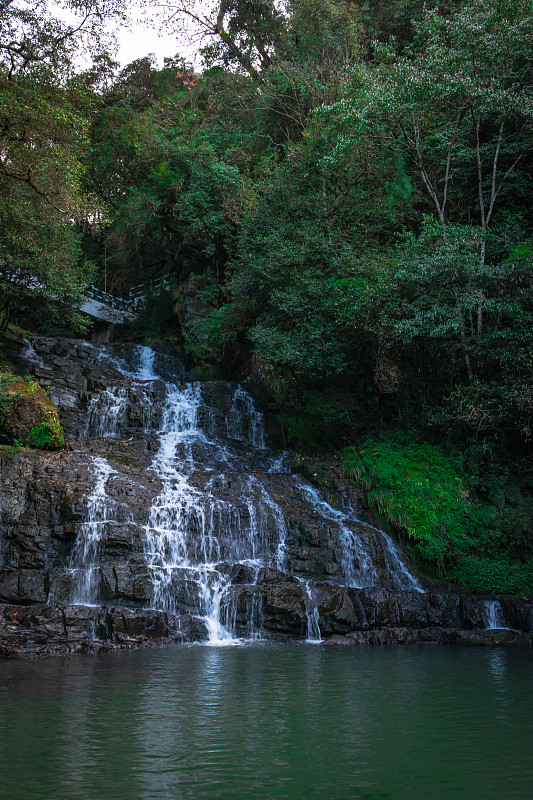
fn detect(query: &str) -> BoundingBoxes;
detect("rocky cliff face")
[0,336,531,658]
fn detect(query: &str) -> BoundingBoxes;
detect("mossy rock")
[0,372,65,450]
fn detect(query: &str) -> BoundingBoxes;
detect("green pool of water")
[0,643,531,800]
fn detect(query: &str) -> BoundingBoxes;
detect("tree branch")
[471,107,486,229]
[485,121,504,228]
[0,157,67,213]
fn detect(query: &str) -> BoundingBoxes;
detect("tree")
[329,0,533,378]
[149,0,286,77]
[252,0,361,142]
[0,0,125,330]
[84,51,268,295]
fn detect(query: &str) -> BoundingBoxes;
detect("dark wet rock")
[107,564,152,604]
[257,567,297,585]
[173,614,209,642]
[458,596,487,629]
[292,457,362,512]
[0,569,48,604]
[450,628,533,646]
[257,581,533,641]
[323,628,533,647]
[167,573,209,616]
[228,562,258,585]
[261,581,307,635]
[221,586,269,639]
[344,588,462,631]
[317,588,474,635]
[0,603,207,658]
[499,597,533,632]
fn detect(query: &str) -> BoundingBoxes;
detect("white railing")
[81,277,170,322]
[128,276,171,307]
[83,276,172,319]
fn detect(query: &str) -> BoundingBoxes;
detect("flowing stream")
[70,345,422,642]
[483,599,517,631]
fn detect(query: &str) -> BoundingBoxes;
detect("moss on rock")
[0,371,65,450]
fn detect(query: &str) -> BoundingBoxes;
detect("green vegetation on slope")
[345,439,533,594]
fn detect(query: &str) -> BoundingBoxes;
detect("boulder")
[0,373,64,449]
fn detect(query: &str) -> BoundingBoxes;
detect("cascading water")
[71,343,423,643]
[22,340,45,369]
[136,346,158,380]
[70,457,116,605]
[226,386,266,449]
[483,600,510,630]
[302,580,322,642]
[294,479,422,592]
[142,378,287,643]
[268,452,289,474]
[84,387,129,438]
[83,345,285,643]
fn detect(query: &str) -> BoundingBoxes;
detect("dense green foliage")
[0,0,125,332]
[3,0,533,593]
[345,440,533,594]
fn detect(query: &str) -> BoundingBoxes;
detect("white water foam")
[22,340,45,369]
[483,599,513,630]
[226,386,266,449]
[70,457,116,605]
[142,376,287,643]
[75,343,425,645]
[302,580,322,643]
[84,387,129,438]
[294,478,422,592]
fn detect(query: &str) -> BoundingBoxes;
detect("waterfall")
[70,457,116,605]
[142,379,287,643]
[294,479,422,592]
[70,342,424,644]
[136,346,158,380]
[302,580,322,642]
[22,340,45,369]
[84,387,129,438]
[483,600,509,630]
[94,349,284,643]
[268,452,289,474]
[226,386,266,449]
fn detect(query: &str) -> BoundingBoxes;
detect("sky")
[52,0,200,68]
[112,4,193,67]
[54,0,285,71]
[114,25,182,67]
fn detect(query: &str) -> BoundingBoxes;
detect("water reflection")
[487,648,507,681]
[0,645,532,800]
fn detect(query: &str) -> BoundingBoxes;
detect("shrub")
[344,436,533,595]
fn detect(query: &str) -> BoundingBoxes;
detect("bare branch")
[411,116,446,230]
[442,105,465,219]
[485,121,504,228]
[153,1,260,77]
[471,108,486,230]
